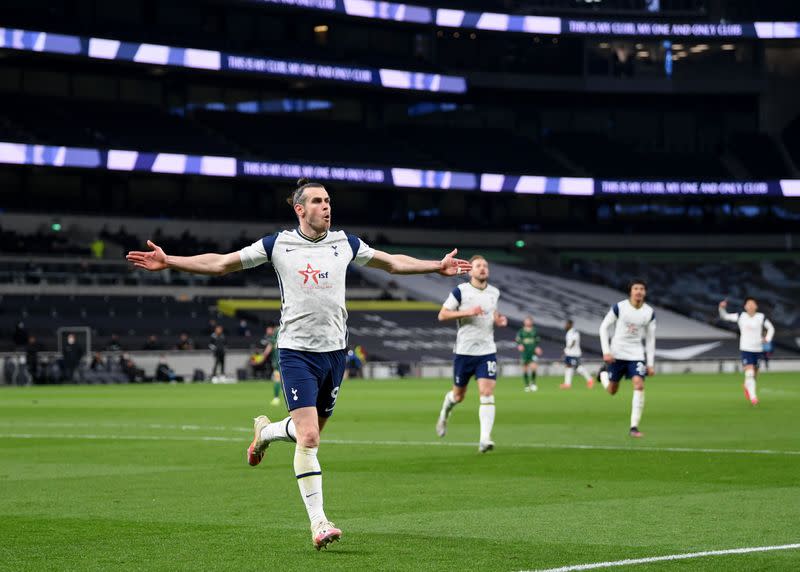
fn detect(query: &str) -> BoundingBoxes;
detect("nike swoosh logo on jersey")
[286,248,297,252]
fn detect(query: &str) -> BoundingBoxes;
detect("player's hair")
[565,318,573,326]
[469,254,486,263]
[744,296,757,304]
[628,278,647,293]
[287,178,325,207]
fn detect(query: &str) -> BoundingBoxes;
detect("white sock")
[261,416,296,442]
[744,370,757,400]
[479,395,495,443]
[563,368,574,386]
[630,389,645,428]
[440,390,458,420]
[294,445,327,526]
[600,370,610,389]
[576,365,591,380]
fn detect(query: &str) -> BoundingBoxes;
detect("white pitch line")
[524,543,800,572]
[0,421,249,432]
[0,433,240,443]
[322,439,800,457]
[1,433,799,457]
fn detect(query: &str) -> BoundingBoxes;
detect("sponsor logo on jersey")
[298,263,331,289]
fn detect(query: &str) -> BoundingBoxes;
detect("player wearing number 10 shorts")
[436,255,508,453]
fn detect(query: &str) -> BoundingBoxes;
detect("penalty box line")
[522,543,800,572]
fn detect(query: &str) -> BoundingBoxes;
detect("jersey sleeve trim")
[452,286,462,304]
[262,233,278,262]
[239,236,272,269]
[346,233,361,262]
[345,232,375,266]
[612,303,620,317]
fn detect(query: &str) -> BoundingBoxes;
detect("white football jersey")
[719,308,775,352]
[239,229,374,352]
[442,282,500,356]
[564,327,582,357]
[599,299,656,366]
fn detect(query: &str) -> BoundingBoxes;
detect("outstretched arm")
[366,248,472,276]
[718,300,739,322]
[127,240,243,276]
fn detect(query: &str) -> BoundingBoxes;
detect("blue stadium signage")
[243,0,800,39]
[1,142,797,197]
[0,27,467,94]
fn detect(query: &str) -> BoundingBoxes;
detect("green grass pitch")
[1,373,799,571]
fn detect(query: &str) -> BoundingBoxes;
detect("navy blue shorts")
[564,356,581,368]
[608,359,647,382]
[279,348,346,417]
[741,351,763,368]
[453,353,497,387]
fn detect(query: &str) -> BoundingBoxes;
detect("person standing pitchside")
[126,178,472,550]
[260,324,282,406]
[209,324,226,380]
